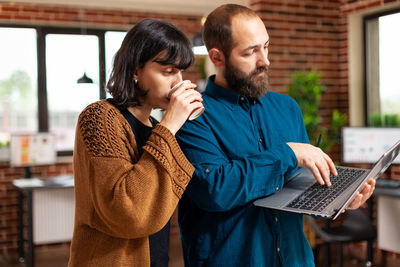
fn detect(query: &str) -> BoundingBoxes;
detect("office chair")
[306,208,376,267]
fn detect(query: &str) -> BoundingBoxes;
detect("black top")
[119,108,158,155]
[112,101,170,267]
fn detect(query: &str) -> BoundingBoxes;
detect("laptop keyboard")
[286,167,368,212]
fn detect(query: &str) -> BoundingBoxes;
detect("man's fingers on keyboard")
[322,152,337,177]
[316,161,331,186]
[310,165,325,185]
[322,168,331,187]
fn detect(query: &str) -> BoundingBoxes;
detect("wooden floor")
[0,233,184,267]
[2,236,400,267]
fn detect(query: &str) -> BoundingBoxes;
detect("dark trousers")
[149,220,171,267]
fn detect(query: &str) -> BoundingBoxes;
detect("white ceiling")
[9,0,248,15]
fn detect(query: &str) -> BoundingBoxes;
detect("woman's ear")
[208,48,225,67]
[133,70,139,82]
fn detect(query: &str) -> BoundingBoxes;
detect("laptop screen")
[369,140,400,179]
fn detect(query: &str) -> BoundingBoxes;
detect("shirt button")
[205,168,210,173]
[275,217,278,222]
[277,247,280,252]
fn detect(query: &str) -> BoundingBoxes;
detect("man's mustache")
[251,66,268,76]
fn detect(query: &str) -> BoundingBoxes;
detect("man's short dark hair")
[107,18,194,109]
[202,4,258,57]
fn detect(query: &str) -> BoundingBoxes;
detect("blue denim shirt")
[176,76,315,267]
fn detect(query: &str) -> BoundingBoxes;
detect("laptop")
[254,139,400,220]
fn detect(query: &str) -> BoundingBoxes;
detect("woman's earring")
[134,79,138,85]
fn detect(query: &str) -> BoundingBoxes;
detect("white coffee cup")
[168,80,205,120]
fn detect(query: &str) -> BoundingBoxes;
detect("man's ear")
[208,48,225,67]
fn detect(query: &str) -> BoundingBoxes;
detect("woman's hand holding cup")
[160,80,204,135]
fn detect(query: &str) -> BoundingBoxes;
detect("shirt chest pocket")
[267,130,300,148]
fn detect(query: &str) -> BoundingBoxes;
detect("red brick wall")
[250,0,344,159]
[0,1,202,259]
[0,2,202,36]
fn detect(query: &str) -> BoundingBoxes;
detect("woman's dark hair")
[107,18,194,108]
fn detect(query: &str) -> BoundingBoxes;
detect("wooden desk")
[12,175,74,267]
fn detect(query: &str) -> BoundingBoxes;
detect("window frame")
[362,8,400,126]
[0,24,125,156]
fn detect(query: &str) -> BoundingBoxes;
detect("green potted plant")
[369,113,400,127]
[369,113,383,127]
[287,69,347,152]
[384,114,400,126]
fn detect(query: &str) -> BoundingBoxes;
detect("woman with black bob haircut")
[107,18,196,108]
[69,18,203,267]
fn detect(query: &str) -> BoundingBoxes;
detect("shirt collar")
[204,75,263,110]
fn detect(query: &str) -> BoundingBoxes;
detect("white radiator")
[33,188,75,244]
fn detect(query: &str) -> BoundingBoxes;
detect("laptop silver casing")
[254,139,400,220]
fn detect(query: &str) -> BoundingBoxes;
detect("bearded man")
[176,4,374,267]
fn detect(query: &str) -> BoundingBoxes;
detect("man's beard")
[224,59,269,98]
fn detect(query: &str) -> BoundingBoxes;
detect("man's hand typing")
[287,143,338,187]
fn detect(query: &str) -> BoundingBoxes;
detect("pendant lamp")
[77,72,93,84]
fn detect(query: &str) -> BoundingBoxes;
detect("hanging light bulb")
[77,72,93,84]
[76,9,93,84]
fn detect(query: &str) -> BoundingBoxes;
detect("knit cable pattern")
[144,125,192,197]
[78,101,129,160]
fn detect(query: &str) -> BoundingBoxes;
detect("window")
[0,27,38,147]
[0,26,126,154]
[105,31,126,98]
[364,10,400,126]
[46,34,100,151]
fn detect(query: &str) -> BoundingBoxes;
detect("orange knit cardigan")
[68,100,194,267]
